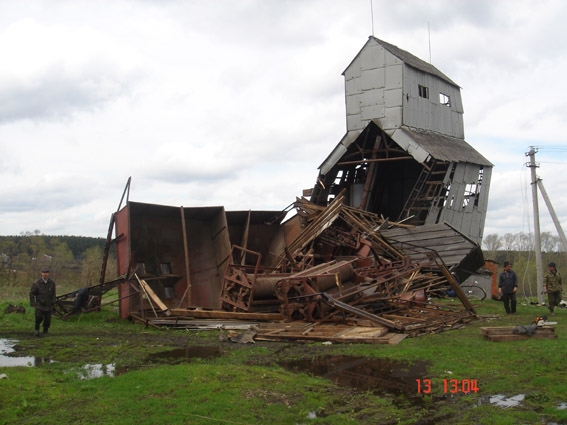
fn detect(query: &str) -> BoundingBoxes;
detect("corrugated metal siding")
[432,162,491,244]
[344,37,466,137]
[379,224,482,275]
[402,66,464,138]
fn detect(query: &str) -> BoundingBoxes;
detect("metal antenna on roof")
[428,21,432,63]
[370,0,375,36]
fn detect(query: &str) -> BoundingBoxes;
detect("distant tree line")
[482,231,565,298]
[0,231,116,293]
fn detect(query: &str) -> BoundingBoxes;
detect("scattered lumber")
[124,197,483,345]
[255,323,407,345]
[171,308,282,321]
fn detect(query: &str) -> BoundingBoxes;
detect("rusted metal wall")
[115,206,131,319]
[115,202,231,318]
[184,206,231,309]
[226,211,283,266]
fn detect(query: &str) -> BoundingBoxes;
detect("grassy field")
[1,292,566,425]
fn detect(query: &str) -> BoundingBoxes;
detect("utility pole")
[536,180,567,252]
[526,147,545,304]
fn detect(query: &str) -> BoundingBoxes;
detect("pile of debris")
[56,189,482,344]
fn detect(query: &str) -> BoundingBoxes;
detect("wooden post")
[177,206,192,308]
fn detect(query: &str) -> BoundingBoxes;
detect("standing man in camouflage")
[498,261,518,314]
[29,267,56,337]
[544,262,563,316]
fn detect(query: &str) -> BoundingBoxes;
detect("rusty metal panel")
[115,206,130,276]
[226,210,283,266]
[182,206,230,309]
[115,205,131,319]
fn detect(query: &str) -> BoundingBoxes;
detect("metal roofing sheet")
[394,127,493,166]
[318,129,363,175]
[371,37,460,88]
[380,223,478,267]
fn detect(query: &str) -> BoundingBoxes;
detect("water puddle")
[0,338,52,367]
[278,355,428,397]
[478,394,525,408]
[69,363,128,380]
[147,346,221,363]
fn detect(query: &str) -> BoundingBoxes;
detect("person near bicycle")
[498,261,518,314]
[544,262,563,316]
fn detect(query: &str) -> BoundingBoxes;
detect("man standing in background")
[498,261,518,314]
[29,267,56,337]
[544,262,563,316]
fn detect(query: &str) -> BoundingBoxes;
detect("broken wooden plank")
[255,325,406,344]
[171,308,282,321]
[136,274,172,316]
[481,326,556,336]
[481,326,557,342]
[485,333,557,342]
[129,313,163,330]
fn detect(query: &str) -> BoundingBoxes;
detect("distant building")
[310,36,492,244]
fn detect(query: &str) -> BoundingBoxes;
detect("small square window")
[418,85,429,99]
[439,93,451,107]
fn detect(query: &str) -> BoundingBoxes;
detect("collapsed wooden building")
[309,36,492,244]
[55,38,492,344]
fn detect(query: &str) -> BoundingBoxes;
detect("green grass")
[2,295,567,424]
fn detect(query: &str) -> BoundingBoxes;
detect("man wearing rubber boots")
[544,262,563,316]
[29,267,56,336]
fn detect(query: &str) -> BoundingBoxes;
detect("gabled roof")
[343,36,460,88]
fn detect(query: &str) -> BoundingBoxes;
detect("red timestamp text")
[416,379,479,394]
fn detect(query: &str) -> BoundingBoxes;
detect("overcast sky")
[1,0,567,241]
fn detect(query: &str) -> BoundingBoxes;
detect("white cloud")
[1,0,567,240]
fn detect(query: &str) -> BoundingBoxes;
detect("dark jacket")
[498,270,518,294]
[30,278,56,311]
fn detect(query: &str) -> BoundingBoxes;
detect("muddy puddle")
[278,354,428,397]
[147,346,221,363]
[69,363,131,380]
[1,338,221,380]
[0,338,52,367]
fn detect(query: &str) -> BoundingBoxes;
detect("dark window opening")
[418,85,429,99]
